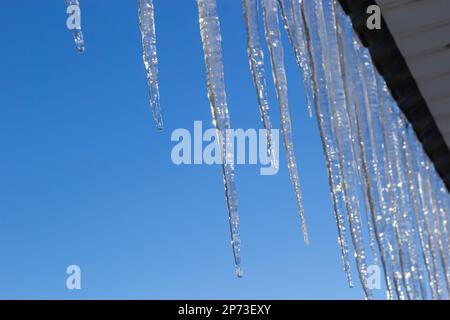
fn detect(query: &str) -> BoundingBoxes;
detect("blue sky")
[0,0,378,299]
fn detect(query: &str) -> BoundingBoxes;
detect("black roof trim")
[337,0,450,192]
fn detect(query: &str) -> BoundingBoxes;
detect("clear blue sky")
[0,1,379,299]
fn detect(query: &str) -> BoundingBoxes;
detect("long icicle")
[196,0,243,277]
[277,0,313,118]
[290,0,354,288]
[379,82,425,299]
[379,67,450,299]
[401,110,448,299]
[338,3,426,298]
[65,0,85,53]
[334,3,379,270]
[418,145,450,298]
[261,0,309,244]
[333,4,395,295]
[377,88,408,300]
[138,0,164,130]
[423,160,450,296]
[415,144,446,298]
[428,169,450,294]
[314,0,371,298]
[352,45,406,299]
[392,102,428,299]
[279,0,450,299]
[242,0,277,169]
[402,119,438,300]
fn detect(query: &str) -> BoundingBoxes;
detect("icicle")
[377,66,450,300]
[415,148,446,299]
[347,35,423,299]
[299,0,354,288]
[138,0,163,130]
[196,0,243,277]
[242,0,277,169]
[379,85,426,300]
[298,0,450,299]
[429,171,450,293]
[334,4,379,271]
[394,88,435,300]
[371,81,409,300]
[261,0,309,244]
[380,80,438,298]
[49,0,450,299]
[422,161,450,296]
[277,0,313,118]
[394,107,428,299]
[313,0,372,298]
[417,147,450,298]
[333,5,396,295]
[65,0,85,53]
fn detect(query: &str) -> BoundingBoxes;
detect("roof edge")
[337,0,450,192]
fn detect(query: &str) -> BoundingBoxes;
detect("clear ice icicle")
[334,4,379,270]
[196,0,243,277]
[261,0,309,244]
[376,76,422,299]
[242,0,277,169]
[333,5,392,294]
[415,146,446,299]
[402,119,439,299]
[314,0,371,298]
[299,0,450,298]
[272,0,450,299]
[299,0,354,288]
[138,0,163,130]
[379,85,425,299]
[277,0,313,118]
[65,0,85,53]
